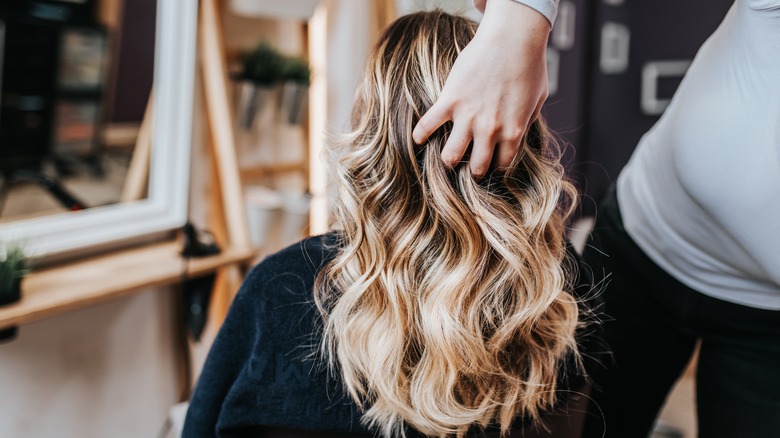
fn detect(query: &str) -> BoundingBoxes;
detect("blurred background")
[0,0,734,436]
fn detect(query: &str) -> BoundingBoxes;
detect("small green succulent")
[241,42,286,85]
[241,42,311,86]
[280,55,311,85]
[0,242,31,296]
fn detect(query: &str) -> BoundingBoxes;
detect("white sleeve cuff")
[510,0,559,26]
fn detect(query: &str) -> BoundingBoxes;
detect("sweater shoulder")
[242,233,339,298]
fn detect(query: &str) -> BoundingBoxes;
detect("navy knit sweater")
[183,233,600,437]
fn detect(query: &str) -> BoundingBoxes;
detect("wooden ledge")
[239,162,307,180]
[0,241,254,330]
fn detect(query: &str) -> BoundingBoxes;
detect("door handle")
[600,22,630,74]
[552,1,576,51]
[640,60,691,115]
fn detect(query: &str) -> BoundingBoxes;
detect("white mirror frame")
[0,0,197,256]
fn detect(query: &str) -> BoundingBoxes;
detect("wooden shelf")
[0,241,254,330]
[239,162,307,180]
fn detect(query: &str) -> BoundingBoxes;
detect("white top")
[512,0,559,25]
[475,0,559,25]
[618,0,780,309]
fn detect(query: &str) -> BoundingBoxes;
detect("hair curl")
[315,11,581,437]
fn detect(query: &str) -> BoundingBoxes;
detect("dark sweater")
[183,233,600,438]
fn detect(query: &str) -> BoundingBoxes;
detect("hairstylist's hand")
[412,0,551,178]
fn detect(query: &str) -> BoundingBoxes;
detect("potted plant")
[236,42,286,129]
[279,55,311,125]
[0,241,30,307]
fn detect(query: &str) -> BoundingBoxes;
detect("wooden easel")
[198,0,252,325]
[196,0,396,262]
[123,0,401,327]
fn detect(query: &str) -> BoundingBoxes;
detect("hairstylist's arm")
[412,0,552,178]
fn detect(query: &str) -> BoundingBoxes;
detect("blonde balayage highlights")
[315,11,581,437]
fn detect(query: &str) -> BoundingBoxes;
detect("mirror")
[0,0,196,255]
[0,0,155,222]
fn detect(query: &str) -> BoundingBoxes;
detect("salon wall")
[0,291,179,437]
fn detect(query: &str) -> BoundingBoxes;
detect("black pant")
[580,188,780,438]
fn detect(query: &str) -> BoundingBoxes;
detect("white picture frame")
[0,0,198,256]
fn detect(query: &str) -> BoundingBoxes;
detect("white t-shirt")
[618,0,780,309]
[475,0,559,25]
[512,0,559,25]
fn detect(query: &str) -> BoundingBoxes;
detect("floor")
[654,353,698,438]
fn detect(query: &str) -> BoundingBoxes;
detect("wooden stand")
[189,0,252,326]
[131,0,279,326]
[108,0,254,327]
[192,0,397,323]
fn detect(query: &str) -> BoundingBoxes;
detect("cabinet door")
[542,0,593,200]
[583,0,732,205]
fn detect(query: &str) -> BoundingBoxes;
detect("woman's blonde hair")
[315,10,581,437]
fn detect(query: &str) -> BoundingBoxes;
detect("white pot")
[244,186,283,248]
[279,81,309,125]
[279,191,311,245]
[235,81,278,130]
[230,0,322,20]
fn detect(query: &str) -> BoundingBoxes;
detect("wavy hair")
[315,10,581,437]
